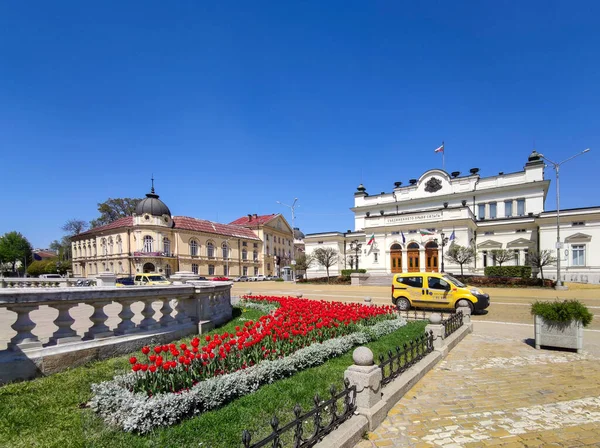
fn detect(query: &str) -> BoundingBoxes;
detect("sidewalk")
[356,322,600,447]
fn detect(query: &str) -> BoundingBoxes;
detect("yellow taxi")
[392,272,489,314]
[134,273,171,286]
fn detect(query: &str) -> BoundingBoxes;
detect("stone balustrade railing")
[0,277,82,289]
[0,280,233,384]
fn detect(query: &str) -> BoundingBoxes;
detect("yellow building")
[71,187,274,278]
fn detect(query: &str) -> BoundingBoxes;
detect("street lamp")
[435,232,450,273]
[276,198,298,281]
[349,240,363,271]
[538,148,591,289]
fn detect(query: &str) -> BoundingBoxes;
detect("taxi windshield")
[443,274,465,288]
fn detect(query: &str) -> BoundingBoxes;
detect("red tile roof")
[75,217,134,238]
[33,250,57,259]
[173,216,260,240]
[229,214,278,226]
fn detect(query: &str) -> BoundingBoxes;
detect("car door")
[425,276,454,309]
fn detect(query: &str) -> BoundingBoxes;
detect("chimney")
[247,214,252,221]
[253,213,258,219]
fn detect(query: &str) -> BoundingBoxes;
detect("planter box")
[534,315,583,353]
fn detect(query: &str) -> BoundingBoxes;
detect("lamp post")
[435,232,450,273]
[276,198,298,281]
[538,148,590,289]
[349,240,363,271]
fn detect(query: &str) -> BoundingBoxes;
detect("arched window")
[242,249,248,260]
[207,242,214,258]
[408,242,420,250]
[143,236,154,252]
[116,236,123,254]
[101,238,108,256]
[164,237,171,255]
[108,237,114,255]
[222,243,228,259]
[391,243,402,250]
[253,250,258,261]
[190,240,198,256]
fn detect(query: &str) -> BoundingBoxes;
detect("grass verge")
[0,308,426,448]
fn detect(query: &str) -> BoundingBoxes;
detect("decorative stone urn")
[534,315,583,353]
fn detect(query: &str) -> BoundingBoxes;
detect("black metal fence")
[396,309,454,321]
[442,311,463,338]
[378,330,434,387]
[241,379,356,448]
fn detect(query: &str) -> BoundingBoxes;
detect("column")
[83,300,114,339]
[7,305,43,350]
[401,249,408,273]
[114,298,140,335]
[419,248,426,272]
[159,297,176,327]
[49,302,81,344]
[139,300,160,331]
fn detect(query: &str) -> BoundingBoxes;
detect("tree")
[0,231,33,274]
[62,219,88,235]
[312,247,339,283]
[445,243,476,276]
[489,249,514,267]
[294,253,314,278]
[90,198,142,228]
[527,250,557,282]
[27,258,70,277]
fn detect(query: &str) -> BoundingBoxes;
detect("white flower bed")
[90,315,406,433]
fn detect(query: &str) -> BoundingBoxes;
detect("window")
[489,202,497,219]
[116,236,123,253]
[190,240,198,256]
[223,265,228,276]
[408,230,417,234]
[482,250,488,268]
[572,221,585,227]
[253,243,258,248]
[516,229,527,233]
[318,241,323,244]
[253,250,258,261]
[164,238,171,255]
[143,236,153,252]
[517,199,525,216]
[208,265,215,275]
[108,237,114,254]
[254,267,259,276]
[243,266,248,276]
[428,277,449,290]
[266,235,270,241]
[374,253,378,263]
[191,263,198,274]
[267,263,271,270]
[572,245,585,266]
[505,201,513,218]
[165,264,172,277]
[207,242,214,258]
[523,249,530,266]
[242,242,247,246]
[242,249,248,260]
[484,231,494,235]
[513,250,519,264]
[222,243,228,259]
[398,276,423,288]
[102,238,108,255]
[478,204,485,219]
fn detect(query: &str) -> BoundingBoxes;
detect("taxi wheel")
[396,297,411,311]
[456,299,474,314]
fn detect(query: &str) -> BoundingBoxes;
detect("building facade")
[71,188,295,279]
[305,151,600,284]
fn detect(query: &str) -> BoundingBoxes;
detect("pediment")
[507,238,534,248]
[565,232,592,243]
[477,239,502,249]
[265,216,293,234]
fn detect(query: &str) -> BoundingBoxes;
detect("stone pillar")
[83,301,114,339]
[401,248,408,273]
[95,271,117,287]
[139,301,161,330]
[419,248,426,272]
[169,271,200,285]
[49,303,81,344]
[456,305,473,333]
[7,305,43,350]
[158,297,176,327]
[114,298,140,335]
[344,347,386,430]
[425,313,446,353]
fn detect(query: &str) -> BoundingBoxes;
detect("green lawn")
[0,308,427,448]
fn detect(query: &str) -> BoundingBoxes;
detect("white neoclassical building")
[305,151,600,284]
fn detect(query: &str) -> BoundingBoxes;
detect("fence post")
[425,313,447,356]
[456,306,473,333]
[344,346,386,430]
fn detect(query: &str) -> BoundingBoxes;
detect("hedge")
[341,269,367,276]
[484,265,532,279]
[297,276,351,285]
[454,275,555,288]
[531,300,593,327]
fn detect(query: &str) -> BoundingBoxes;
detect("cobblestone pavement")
[356,330,600,448]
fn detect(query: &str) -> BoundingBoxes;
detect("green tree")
[0,231,33,274]
[90,198,142,228]
[527,250,557,282]
[312,247,339,283]
[489,249,514,267]
[445,243,476,276]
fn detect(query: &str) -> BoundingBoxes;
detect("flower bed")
[91,296,403,433]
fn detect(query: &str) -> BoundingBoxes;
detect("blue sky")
[1,1,598,248]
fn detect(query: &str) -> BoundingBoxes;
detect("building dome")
[293,227,305,240]
[528,150,541,162]
[135,186,171,217]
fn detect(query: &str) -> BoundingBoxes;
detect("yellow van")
[134,274,171,286]
[392,272,489,313]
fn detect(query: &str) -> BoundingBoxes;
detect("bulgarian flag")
[419,229,435,236]
[434,143,444,153]
[367,233,375,245]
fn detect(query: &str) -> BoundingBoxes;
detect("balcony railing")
[132,251,175,258]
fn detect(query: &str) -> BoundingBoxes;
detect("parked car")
[391,272,490,314]
[250,274,267,282]
[234,276,249,282]
[134,273,171,286]
[116,277,135,287]
[39,274,62,279]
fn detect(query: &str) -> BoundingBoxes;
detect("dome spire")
[151,174,155,194]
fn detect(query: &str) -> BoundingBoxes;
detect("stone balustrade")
[0,277,84,289]
[0,280,233,384]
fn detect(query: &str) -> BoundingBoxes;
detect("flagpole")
[442,141,445,172]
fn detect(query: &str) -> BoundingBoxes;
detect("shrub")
[484,266,532,279]
[297,276,351,285]
[453,275,555,288]
[531,300,593,327]
[275,278,284,282]
[341,269,367,276]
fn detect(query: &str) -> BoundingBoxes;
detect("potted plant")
[531,300,593,353]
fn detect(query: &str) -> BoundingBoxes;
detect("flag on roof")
[401,231,406,243]
[449,230,456,241]
[434,143,444,153]
[367,233,375,245]
[419,229,435,236]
